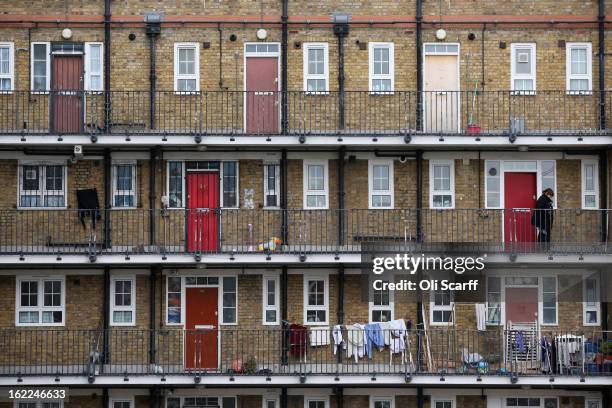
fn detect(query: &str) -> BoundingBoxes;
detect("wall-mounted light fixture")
[61,28,73,39]
[257,28,268,40]
[435,28,447,40]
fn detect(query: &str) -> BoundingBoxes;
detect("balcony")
[0,209,608,258]
[0,91,609,137]
[0,328,609,381]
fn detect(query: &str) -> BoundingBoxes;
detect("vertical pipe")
[600,150,608,243]
[416,0,423,131]
[281,149,289,244]
[335,387,344,408]
[598,0,606,131]
[147,31,158,130]
[281,266,288,365]
[149,147,158,245]
[416,150,423,241]
[281,0,289,134]
[102,266,110,371]
[103,0,111,133]
[417,387,424,408]
[281,387,288,408]
[103,149,111,248]
[334,22,348,131]
[338,147,345,246]
[149,267,157,366]
[336,264,344,364]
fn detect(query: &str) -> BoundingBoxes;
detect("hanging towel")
[289,324,308,357]
[346,323,365,363]
[379,321,392,345]
[309,326,330,346]
[389,319,407,354]
[332,325,344,355]
[475,303,487,331]
[364,323,385,359]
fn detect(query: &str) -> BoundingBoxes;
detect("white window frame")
[585,398,602,408]
[369,396,394,408]
[0,42,15,92]
[165,275,183,326]
[429,289,454,326]
[368,159,394,209]
[303,42,329,93]
[109,398,134,408]
[263,162,281,209]
[17,162,67,210]
[303,159,329,210]
[15,402,64,408]
[303,274,329,325]
[110,275,136,326]
[369,278,394,323]
[539,276,558,326]
[112,161,137,208]
[263,396,280,408]
[262,275,280,325]
[30,42,51,92]
[429,159,455,209]
[173,42,200,93]
[221,275,238,325]
[369,42,394,93]
[581,159,599,209]
[566,42,592,94]
[84,42,104,92]
[503,397,558,408]
[583,276,601,326]
[304,397,329,408]
[486,276,503,326]
[15,276,66,327]
[431,398,456,408]
[511,43,536,93]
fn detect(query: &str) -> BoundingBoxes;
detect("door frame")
[185,169,221,253]
[422,43,461,132]
[50,44,85,134]
[243,42,282,134]
[183,278,223,370]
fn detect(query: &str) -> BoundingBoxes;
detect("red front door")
[52,55,83,134]
[506,287,538,324]
[187,172,220,252]
[185,287,218,369]
[504,172,537,244]
[245,56,279,134]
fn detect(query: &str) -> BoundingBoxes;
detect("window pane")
[570,79,589,91]
[373,165,389,191]
[308,48,324,75]
[308,165,324,190]
[571,48,587,75]
[177,78,197,91]
[223,162,237,207]
[515,49,532,74]
[0,47,9,74]
[178,48,195,74]
[22,165,40,191]
[307,78,326,92]
[372,79,391,92]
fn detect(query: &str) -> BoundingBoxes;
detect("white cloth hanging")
[309,326,330,346]
[379,321,392,345]
[332,325,345,355]
[475,303,487,331]
[388,319,407,353]
[347,323,365,363]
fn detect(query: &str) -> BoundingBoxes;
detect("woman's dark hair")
[543,188,554,196]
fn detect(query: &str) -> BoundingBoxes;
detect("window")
[31,42,50,92]
[111,276,135,326]
[112,162,137,208]
[304,275,328,325]
[264,163,280,208]
[505,398,558,408]
[19,163,66,208]
[222,161,238,208]
[110,400,133,408]
[166,276,182,325]
[84,42,103,91]
[430,289,453,325]
[369,159,394,208]
[583,276,600,325]
[264,398,278,408]
[511,43,536,92]
[167,397,235,408]
[429,160,454,209]
[581,159,599,209]
[370,397,393,408]
[303,43,329,93]
[369,42,394,92]
[485,161,501,208]
[263,276,280,325]
[303,160,329,209]
[305,397,329,408]
[0,42,14,91]
[540,160,556,208]
[168,161,184,208]
[566,43,592,93]
[222,276,237,324]
[16,403,63,408]
[586,399,602,408]
[16,277,65,326]
[486,277,502,325]
[370,280,393,322]
[434,401,453,408]
[541,277,557,325]
[174,42,200,92]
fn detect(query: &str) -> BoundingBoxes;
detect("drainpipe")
[281,387,288,408]
[149,267,157,366]
[149,147,159,246]
[598,0,606,131]
[416,387,424,408]
[338,147,345,246]
[333,13,350,131]
[281,266,288,365]
[145,13,162,130]
[281,0,288,134]
[102,266,110,372]
[103,0,111,133]
[416,0,423,130]
[416,150,423,241]
[335,387,344,408]
[281,149,288,244]
[600,150,608,244]
[103,149,111,248]
[336,264,344,364]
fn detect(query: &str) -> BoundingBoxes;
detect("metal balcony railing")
[0,328,609,378]
[0,208,608,256]
[0,91,609,136]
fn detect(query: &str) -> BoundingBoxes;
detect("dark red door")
[245,57,279,134]
[52,55,83,134]
[185,287,218,369]
[506,287,538,324]
[187,172,220,252]
[504,172,537,244]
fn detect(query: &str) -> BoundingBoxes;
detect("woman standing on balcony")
[531,188,555,247]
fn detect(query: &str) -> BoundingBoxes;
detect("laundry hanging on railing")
[346,323,365,363]
[332,325,345,355]
[309,326,330,346]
